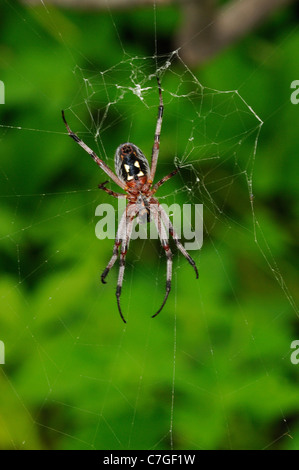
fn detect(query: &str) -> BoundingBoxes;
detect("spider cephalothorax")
[62,77,198,323]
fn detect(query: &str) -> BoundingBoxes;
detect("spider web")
[0,0,298,450]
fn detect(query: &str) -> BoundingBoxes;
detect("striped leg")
[158,205,199,279]
[115,209,137,323]
[62,110,126,190]
[151,205,173,318]
[101,207,128,284]
[151,169,178,194]
[98,181,127,199]
[101,241,121,284]
[149,77,164,184]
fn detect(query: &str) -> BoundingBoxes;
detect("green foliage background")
[0,1,298,450]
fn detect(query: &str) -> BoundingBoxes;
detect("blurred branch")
[22,0,172,9]
[177,0,298,66]
[177,0,217,65]
[22,0,298,65]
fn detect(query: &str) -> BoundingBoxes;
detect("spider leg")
[151,169,178,194]
[116,243,128,324]
[149,77,164,185]
[158,205,199,279]
[115,207,137,323]
[101,241,121,284]
[151,205,173,318]
[98,181,127,199]
[101,208,128,284]
[62,110,126,190]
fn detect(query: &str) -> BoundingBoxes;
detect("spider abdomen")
[114,143,150,183]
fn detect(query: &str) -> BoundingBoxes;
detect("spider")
[62,77,198,323]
